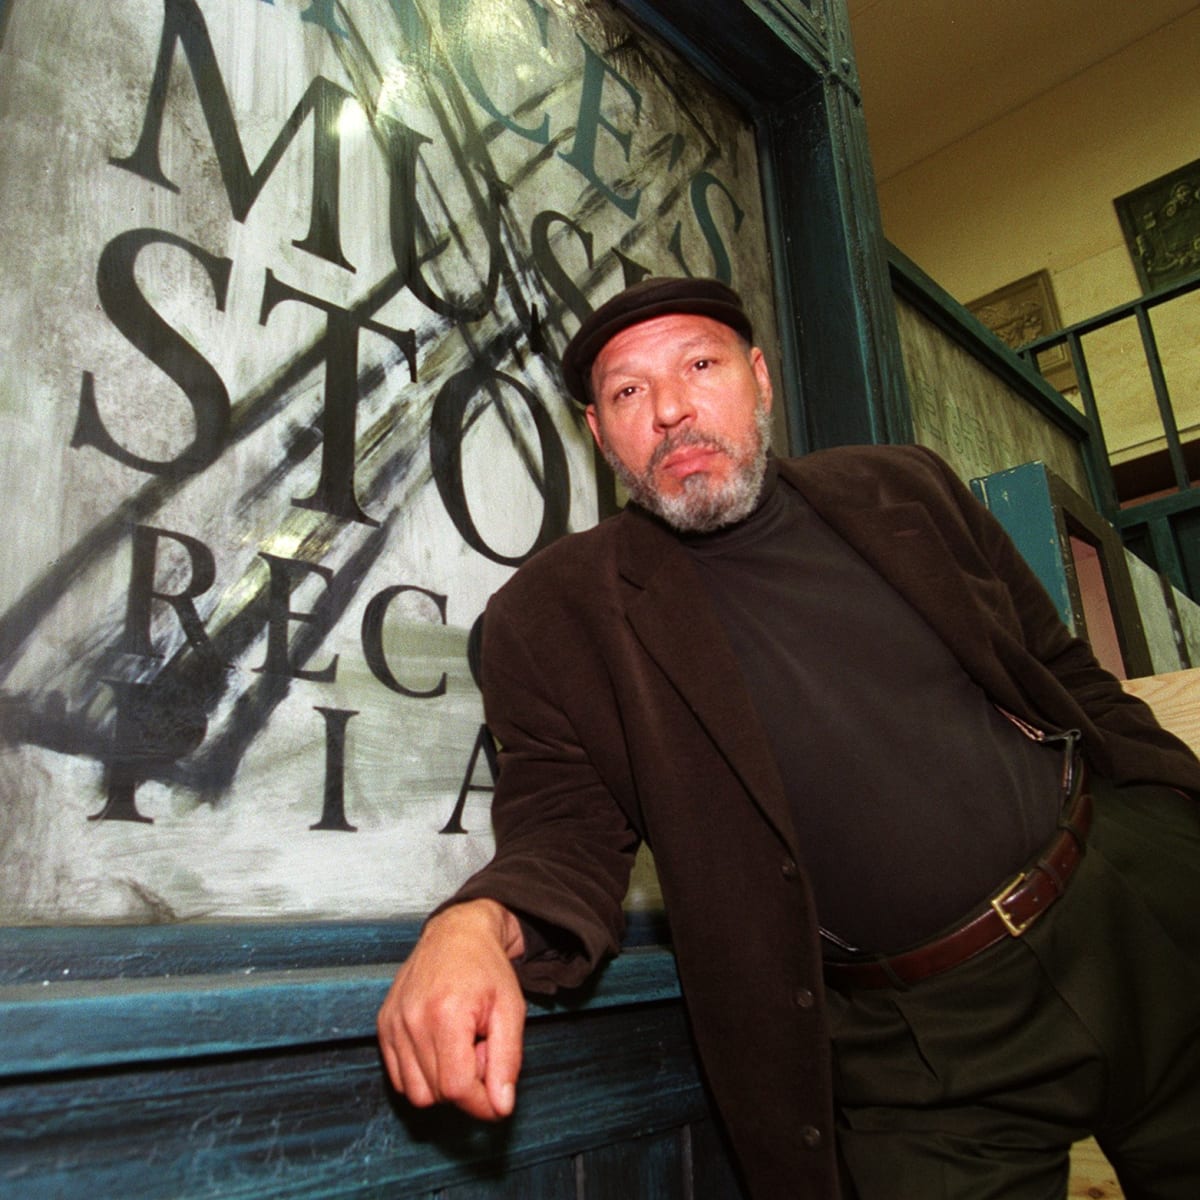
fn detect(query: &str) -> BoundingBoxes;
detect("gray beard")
[602,403,772,533]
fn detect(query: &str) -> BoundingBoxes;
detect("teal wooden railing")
[1019,270,1200,601]
[0,917,748,1199]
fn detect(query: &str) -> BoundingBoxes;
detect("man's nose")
[651,379,695,429]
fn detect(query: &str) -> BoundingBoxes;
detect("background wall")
[893,293,1090,493]
[0,0,775,925]
[852,1,1200,475]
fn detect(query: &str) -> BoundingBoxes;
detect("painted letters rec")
[70,0,744,832]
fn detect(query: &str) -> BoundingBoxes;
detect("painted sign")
[0,0,777,922]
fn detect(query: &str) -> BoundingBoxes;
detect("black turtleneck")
[681,460,1064,954]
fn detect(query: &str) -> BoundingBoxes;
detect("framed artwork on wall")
[966,270,1077,394]
[1115,158,1200,293]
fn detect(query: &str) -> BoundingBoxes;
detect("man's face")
[584,313,774,532]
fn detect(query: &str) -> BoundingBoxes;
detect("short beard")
[603,402,772,533]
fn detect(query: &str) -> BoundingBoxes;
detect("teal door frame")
[621,0,912,453]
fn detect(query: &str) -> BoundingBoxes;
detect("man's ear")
[585,404,604,449]
[750,347,773,412]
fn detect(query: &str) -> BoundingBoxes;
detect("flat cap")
[560,276,753,405]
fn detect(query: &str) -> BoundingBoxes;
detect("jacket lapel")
[615,506,797,848]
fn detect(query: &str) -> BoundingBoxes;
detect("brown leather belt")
[824,766,1092,991]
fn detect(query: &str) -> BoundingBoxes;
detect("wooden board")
[1122,666,1200,755]
[1069,1137,1123,1198]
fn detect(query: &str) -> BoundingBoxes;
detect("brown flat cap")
[560,276,753,405]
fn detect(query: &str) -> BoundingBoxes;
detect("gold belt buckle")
[990,872,1035,937]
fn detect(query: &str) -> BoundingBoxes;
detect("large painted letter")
[255,553,339,682]
[530,209,595,328]
[669,171,745,283]
[440,0,551,144]
[440,724,498,835]
[112,0,358,269]
[121,524,218,659]
[377,110,502,321]
[259,270,417,526]
[558,40,644,218]
[361,585,449,698]
[91,677,208,824]
[311,707,358,832]
[429,362,570,566]
[73,229,232,478]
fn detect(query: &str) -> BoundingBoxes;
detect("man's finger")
[395,1041,438,1108]
[481,991,525,1118]
[379,1038,404,1096]
[421,1003,498,1119]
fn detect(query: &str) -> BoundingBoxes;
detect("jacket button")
[792,987,815,1010]
[800,1125,823,1150]
[781,857,799,880]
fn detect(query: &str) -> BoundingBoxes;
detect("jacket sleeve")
[442,584,641,996]
[915,445,1200,774]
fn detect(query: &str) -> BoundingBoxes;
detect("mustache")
[648,428,734,470]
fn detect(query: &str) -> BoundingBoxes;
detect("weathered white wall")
[0,0,777,923]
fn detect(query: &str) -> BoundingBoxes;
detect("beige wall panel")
[895,299,1089,492]
[1124,552,1186,674]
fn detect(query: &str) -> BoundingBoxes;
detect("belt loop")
[1034,855,1066,894]
[1058,755,1089,849]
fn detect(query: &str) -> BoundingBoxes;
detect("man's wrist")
[429,898,526,960]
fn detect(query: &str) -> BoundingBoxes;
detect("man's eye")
[693,358,713,371]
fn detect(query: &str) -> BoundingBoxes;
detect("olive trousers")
[827,778,1200,1200]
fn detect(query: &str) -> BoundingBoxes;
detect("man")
[377,277,1200,1199]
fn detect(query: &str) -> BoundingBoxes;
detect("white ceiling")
[847,0,1200,181]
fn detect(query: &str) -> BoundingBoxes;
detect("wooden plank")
[0,912,672,987]
[0,947,682,1078]
[1069,1137,1123,1198]
[445,1155,576,1199]
[0,1003,712,1199]
[579,1129,685,1199]
[0,919,425,985]
[1122,667,1200,756]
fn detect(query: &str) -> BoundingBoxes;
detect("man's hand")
[377,898,527,1121]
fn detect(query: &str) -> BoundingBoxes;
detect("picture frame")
[1115,158,1200,293]
[966,270,1078,393]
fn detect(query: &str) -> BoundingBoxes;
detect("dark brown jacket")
[452,444,1200,1199]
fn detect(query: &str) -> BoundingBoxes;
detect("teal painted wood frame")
[0,935,748,1199]
[620,0,913,453]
